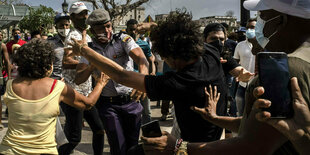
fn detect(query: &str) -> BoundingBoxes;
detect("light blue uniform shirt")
[80,33,139,96]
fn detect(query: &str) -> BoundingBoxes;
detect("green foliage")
[19,5,55,33]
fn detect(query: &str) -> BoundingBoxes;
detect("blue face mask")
[14,34,21,40]
[246,29,255,39]
[255,12,281,49]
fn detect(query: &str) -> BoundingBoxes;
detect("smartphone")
[141,120,162,137]
[257,52,293,118]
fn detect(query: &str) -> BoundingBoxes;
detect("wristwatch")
[176,141,188,155]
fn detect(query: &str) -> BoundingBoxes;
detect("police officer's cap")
[86,9,111,26]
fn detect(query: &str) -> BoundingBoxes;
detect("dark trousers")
[58,102,105,155]
[160,100,170,115]
[96,96,143,155]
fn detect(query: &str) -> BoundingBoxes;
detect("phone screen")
[141,120,162,137]
[258,52,293,118]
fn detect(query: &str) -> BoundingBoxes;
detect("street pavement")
[0,101,173,155]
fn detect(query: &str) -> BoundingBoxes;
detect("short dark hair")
[150,9,203,61]
[12,27,20,33]
[246,18,257,29]
[13,39,55,78]
[247,18,257,23]
[203,23,226,39]
[126,19,138,27]
[31,30,41,38]
[220,22,229,30]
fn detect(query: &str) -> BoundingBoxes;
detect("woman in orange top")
[0,38,109,154]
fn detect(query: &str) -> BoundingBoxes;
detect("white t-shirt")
[233,40,255,87]
[62,28,92,96]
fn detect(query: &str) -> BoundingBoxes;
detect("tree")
[225,10,235,17]
[19,5,55,34]
[81,0,150,26]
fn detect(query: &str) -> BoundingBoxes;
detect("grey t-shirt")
[48,35,65,79]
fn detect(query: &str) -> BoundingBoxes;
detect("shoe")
[160,114,167,121]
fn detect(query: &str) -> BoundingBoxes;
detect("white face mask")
[96,33,110,44]
[255,12,281,49]
[57,28,70,37]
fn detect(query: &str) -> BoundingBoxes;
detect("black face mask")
[74,18,87,30]
[208,40,224,54]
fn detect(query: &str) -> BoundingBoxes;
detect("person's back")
[0,78,65,154]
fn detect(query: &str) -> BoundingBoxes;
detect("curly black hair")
[13,38,55,78]
[150,9,204,61]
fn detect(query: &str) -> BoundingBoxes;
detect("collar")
[288,41,310,63]
[245,38,253,48]
[91,38,106,51]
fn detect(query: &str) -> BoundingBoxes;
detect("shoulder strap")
[49,79,58,94]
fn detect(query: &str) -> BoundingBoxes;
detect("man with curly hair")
[69,9,227,144]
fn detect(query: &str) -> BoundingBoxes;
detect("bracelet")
[174,138,183,153]
[79,43,88,55]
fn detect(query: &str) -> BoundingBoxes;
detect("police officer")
[75,9,149,155]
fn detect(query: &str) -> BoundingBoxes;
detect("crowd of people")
[0,0,309,154]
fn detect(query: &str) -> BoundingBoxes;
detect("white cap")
[243,0,310,19]
[69,2,88,15]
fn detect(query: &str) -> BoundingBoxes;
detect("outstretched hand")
[67,30,88,56]
[93,72,110,88]
[253,77,310,154]
[236,68,254,82]
[191,85,220,121]
[137,22,158,34]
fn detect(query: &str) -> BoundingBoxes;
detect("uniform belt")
[101,95,132,104]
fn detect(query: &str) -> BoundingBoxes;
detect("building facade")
[197,16,238,32]
[114,6,145,32]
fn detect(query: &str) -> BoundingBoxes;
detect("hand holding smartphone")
[257,52,293,118]
[141,120,162,137]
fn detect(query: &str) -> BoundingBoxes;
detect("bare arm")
[2,43,11,78]
[229,66,254,82]
[60,73,109,109]
[74,63,95,85]
[192,85,242,132]
[129,47,149,75]
[147,54,156,75]
[80,46,146,92]
[62,49,79,69]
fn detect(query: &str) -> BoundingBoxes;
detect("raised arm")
[129,47,149,75]
[62,48,80,69]
[74,62,95,85]
[191,85,242,133]
[69,35,147,93]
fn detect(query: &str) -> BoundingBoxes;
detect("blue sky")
[23,0,255,20]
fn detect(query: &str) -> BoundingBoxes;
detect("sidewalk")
[1,101,173,155]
